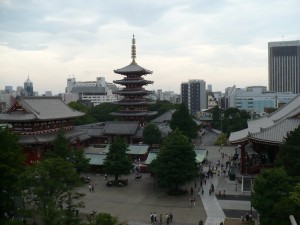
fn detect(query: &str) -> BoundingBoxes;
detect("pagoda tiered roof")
[114,99,155,106]
[110,111,157,117]
[113,78,153,85]
[110,35,157,122]
[113,89,154,95]
[114,62,152,75]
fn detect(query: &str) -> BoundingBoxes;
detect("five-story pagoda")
[111,35,157,125]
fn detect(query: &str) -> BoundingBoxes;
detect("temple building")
[229,94,300,174]
[0,96,89,164]
[110,35,157,126]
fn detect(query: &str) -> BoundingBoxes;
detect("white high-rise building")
[65,77,119,106]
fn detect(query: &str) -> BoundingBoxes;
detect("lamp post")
[220,114,223,149]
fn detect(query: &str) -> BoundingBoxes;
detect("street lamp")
[220,114,223,150]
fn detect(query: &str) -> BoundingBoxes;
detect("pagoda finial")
[131,34,136,63]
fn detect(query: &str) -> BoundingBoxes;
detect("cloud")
[0,0,299,94]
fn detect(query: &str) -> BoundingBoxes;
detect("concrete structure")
[268,40,300,94]
[181,79,207,115]
[224,85,296,114]
[65,77,119,106]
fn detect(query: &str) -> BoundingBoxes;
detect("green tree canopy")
[154,129,198,192]
[0,128,25,222]
[212,106,250,135]
[103,137,133,182]
[170,103,198,139]
[68,101,96,125]
[252,168,298,225]
[142,123,161,146]
[90,103,121,122]
[277,125,300,176]
[147,100,178,116]
[46,128,90,173]
[20,158,84,225]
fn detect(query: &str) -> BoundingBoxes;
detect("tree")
[154,129,198,193]
[68,101,96,125]
[88,212,127,225]
[277,125,300,176]
[170,103,198,139]
[0,128,25,222]
[46,128,90,173]
[146,100,179,122]
[90,103,121,122]
[252,168,298,225]
[103,137,133,182]
[143,123,161,147]
[20,158,84,225]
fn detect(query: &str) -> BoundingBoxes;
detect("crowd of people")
[150,212,173,225]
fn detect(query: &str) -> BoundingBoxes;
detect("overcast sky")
[0,0,299,95]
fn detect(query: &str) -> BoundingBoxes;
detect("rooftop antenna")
[131,34,136,63]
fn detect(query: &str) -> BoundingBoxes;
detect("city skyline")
[0,0,299,94]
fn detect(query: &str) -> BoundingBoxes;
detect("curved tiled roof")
[18,129,88,144]
[113,79,153,85]
[114,62,152,75]
[229,94,300,143]
[0,96,84,122]
[250,118,300,144]
[103,121,139,135]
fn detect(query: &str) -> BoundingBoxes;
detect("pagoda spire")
[131,34,136,63]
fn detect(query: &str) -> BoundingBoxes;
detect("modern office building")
[268,40,300,94]
[224,85,296,114]
[65,77,119,106]
[181,79,206,115]
[24,76,34,96]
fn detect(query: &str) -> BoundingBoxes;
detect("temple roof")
[113,89,153,95]
[110,111,157,117]
[229,93,300,143]
[114,35,152,75]
[18,129,88,144]
[103,121,139,135]
[0,96,85,122]
[151,109,176,124]
[114,62,153,75]
[113,78,153,85]
[249,118,300,144]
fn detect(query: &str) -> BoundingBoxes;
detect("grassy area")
[224,218,255,225]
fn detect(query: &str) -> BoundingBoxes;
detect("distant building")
[44,91,53,97]
[16,86,23,96]
[65,77,119,106]
[207,84,212,92]
[181,79,207,115]
[224,85,296,113]
[156,89,180,104]
[5,86,13,93]
[268,40,300,94]
[23,76,34,96]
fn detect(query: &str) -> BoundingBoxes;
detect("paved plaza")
[78,131,255,225]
